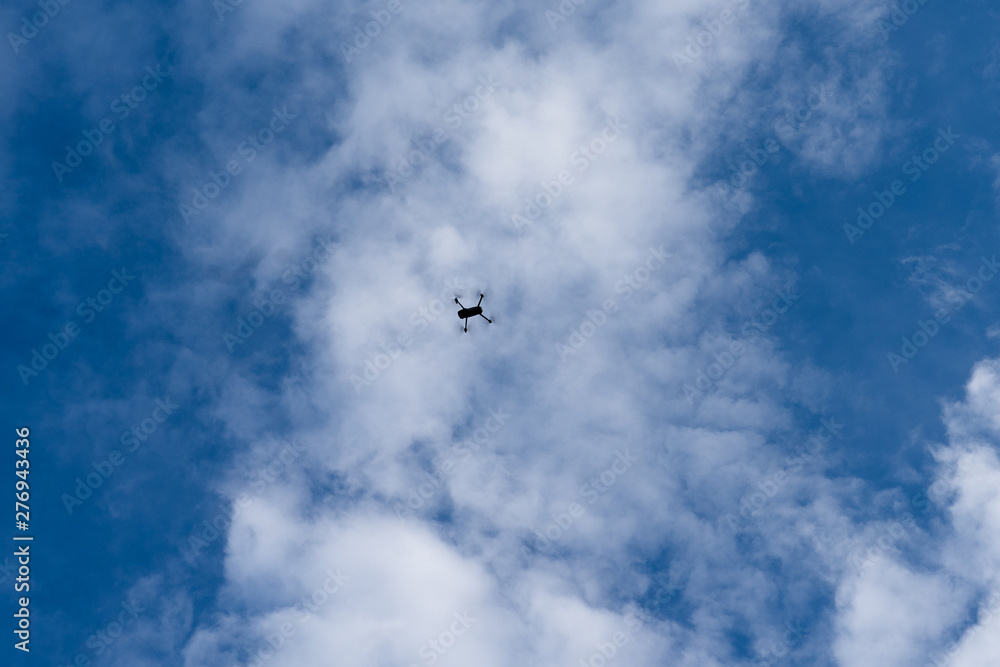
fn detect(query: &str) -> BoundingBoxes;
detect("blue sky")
[3,0,1000,665]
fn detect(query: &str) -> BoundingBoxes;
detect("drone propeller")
[452,286,496,335]
[453,279,490,300]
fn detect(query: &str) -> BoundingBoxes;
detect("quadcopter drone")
[455,293,492,332]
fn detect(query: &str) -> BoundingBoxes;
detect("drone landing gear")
[461,313,491,332]
[455,294,492,333]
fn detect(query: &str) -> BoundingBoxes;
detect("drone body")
[455,294,492,332]
[456,304,483,319]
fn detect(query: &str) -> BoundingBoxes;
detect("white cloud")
[832,358,1000,666]
[84,0,930,665]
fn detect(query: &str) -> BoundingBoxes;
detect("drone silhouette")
[455,294,492,332]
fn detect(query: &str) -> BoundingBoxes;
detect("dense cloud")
[8,0,997,665]
[160,1,909,665]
